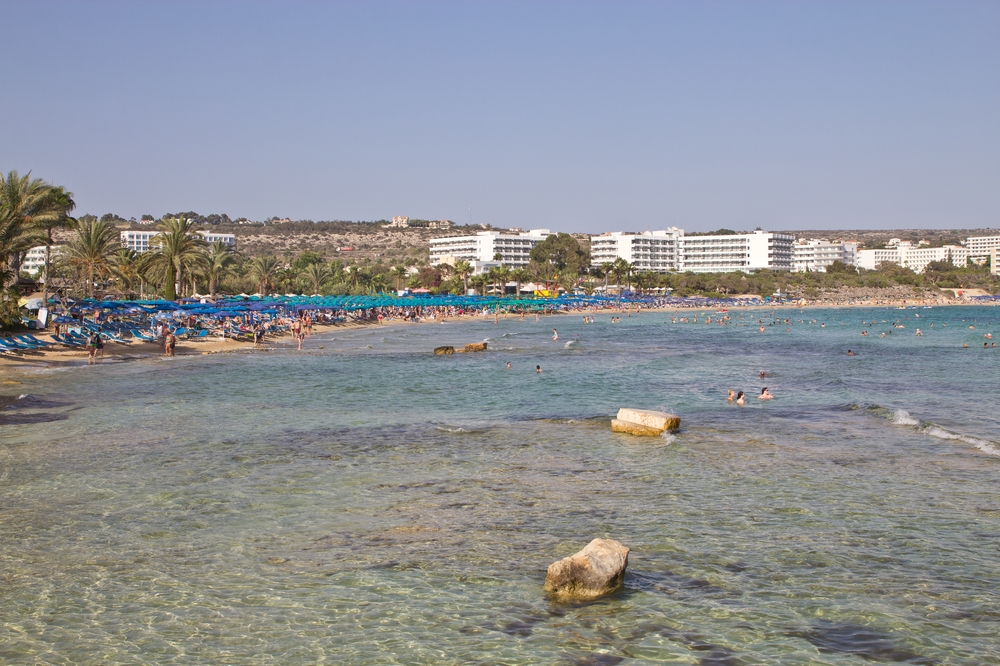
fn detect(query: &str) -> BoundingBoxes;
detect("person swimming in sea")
[847,349,855,356]
[506,362,511,369]
[727,390,736,402]
[759,387,773,400]
[536,365,542,373]
[736,391,745,406]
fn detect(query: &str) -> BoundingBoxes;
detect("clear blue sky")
[2,1,997,233]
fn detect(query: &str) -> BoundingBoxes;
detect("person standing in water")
[552,329,558,341]
[736,391,745,406]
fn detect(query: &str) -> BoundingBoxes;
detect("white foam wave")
[435,426,470,433]
[564,340,579,348]
[660,432,677,445]
[17,394,28,400]
[890,409,919,426]
[923,426,1000,456]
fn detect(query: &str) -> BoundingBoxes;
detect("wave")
[660,432,677,445]
[564,340,579,349]
[922,427,1000,456]
[890,409,919,426]
[866,405,1000,456]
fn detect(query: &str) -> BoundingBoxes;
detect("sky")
[1,1,998,234]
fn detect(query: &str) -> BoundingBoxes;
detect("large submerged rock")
[544,538,630,599]
[464,342,488,352]
[611,408,680,436]
[433,346,455,355]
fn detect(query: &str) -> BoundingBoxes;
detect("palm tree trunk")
[41,230,52,324]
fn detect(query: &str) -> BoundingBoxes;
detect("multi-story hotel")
[965,235,1000,259]
[792,239,858,272]
[590,228,683,273]
[121,230,235,253]
[856,240,967,273]
[678,230,794,273]
[21,245,63,276]
[196,231,236,248]
[429,229,551,274]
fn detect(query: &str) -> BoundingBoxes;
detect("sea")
[1,305,998,665]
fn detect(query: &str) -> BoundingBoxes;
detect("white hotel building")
[678,230,794,273]
[791,239,858,272]
[856,240,967,274]
[965,235,1000,259]
[429,229,551,275]
[590,228,683,273]
[121,230,235,253]
[21,245,64,276]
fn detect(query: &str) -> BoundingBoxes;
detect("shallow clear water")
[2,305,999,664]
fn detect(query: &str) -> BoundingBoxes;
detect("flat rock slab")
[616,408,680,433]
[464,342,488,352]
[611,419,666,436]
[544,538,630,599]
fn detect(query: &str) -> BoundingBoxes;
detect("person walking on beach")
[87,332,99,364]
[167,332,176,357]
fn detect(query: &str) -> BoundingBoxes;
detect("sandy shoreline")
[2,298,994,374]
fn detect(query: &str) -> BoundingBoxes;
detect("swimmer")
[736,391,745,406]
[760,371,766,378]
[759,387,773,400]
[536,365,542,373]
[506,362,511,369]
[847,350,855,356]
[727,390,736,402]
[552,329,558,341]
[915,329,922,336]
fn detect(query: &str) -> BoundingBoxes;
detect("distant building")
[428,219,452,229]
[992,247,999,276]
[679,230,794,273]
[196,231,236,248]
[856,240,967,273]
[122,229,235,253]
[590,228,683,273]
[389,216,410,228]
[792,239,858,272]
[965,235,1000,259]
[21,245,63,276]
[121,230,160,253]
[430,229,551,274]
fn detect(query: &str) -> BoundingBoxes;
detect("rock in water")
[464,342,487,352]
[612,408,680,435]
[434,346,455,355]
[544,538,630,598]
[611,419,665,436]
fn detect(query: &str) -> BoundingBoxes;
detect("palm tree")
[0,171,68,291]
[146,218,207,299]
[64,217,119,297]
[511,267,530,298]
[201,240,234,298]
[391,264,408,291]
[453,259,472,294]
[110,248,142,298]
[248,255,280,294]
[31,185,76,309]
[301,262,331,294]
[495,265,512,297]
[471,274,488,297]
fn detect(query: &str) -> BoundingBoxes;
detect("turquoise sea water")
[2,305,999,665]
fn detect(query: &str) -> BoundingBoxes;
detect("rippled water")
[2,305,999,664]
